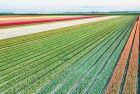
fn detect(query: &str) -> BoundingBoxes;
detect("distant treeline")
[0,11,140,16]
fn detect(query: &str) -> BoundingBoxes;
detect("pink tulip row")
[0,16,97,27]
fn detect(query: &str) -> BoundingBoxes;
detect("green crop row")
[48,17,136,94]
[0,17,122,81]
[0,18,122,94]
[0,17,122,68]
[37,21,126,94]
[85,19,135,94]
[0,16,136,94]
[19,18,129,94]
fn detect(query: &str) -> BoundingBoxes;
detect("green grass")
[0,16,136,94]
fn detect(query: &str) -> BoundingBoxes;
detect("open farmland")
[0,15,139,94]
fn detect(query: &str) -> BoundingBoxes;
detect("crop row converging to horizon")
[0,16,139,94]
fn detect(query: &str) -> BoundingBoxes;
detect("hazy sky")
[0,0,140,13]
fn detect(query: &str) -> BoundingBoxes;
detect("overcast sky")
[0,0,140,13]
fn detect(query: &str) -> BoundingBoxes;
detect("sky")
[0,0,140,13]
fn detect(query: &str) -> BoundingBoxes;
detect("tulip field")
[0,15,139,94]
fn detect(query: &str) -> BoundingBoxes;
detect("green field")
[0,16,136,94]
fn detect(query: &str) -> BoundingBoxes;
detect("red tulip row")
[0,16,96,27]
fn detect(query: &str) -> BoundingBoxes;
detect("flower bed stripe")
[0,16,96,27]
